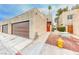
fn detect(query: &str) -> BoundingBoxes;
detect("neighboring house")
[58,9,79,36]
[0,8,52,39]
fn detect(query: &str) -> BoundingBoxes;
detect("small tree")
[56,8,63,16]
[63,6,68,11]
[55,6,68,29]
[48,5,52,11]
[56,6,68,17]
[48,5,52,19]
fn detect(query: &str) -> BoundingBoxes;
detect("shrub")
[52,27,56,31]
[57,26,66,32]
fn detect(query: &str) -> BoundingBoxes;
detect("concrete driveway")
[0,32,79,55]
[0,33,33,55]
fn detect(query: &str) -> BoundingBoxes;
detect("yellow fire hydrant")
[57,37,64,48]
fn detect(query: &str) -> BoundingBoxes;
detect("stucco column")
[0,26,2,32]
[66,25,68,32]
[8,23,12,34]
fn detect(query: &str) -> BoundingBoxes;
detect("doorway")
[47,22,51,32]
[67,25,73,33]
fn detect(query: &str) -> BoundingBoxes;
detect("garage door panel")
[13,32,29,35]
[13,24,29,29]
[12,29,29,32]
[2,24,8,33]
[12,21,29,38]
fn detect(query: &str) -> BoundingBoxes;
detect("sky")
[0,4,75,22]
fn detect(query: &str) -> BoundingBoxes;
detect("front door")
[47,22,51,32]
[67,25,73,33]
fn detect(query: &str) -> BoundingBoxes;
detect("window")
[67,14,73,19]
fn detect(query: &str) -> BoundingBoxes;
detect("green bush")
[52,27,56,31]
[57,27,66,32]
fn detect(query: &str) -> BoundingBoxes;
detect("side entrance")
[47,22,51,32]
[67,25,73,34]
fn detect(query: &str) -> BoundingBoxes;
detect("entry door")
[47,22,51,32]
[12,21,29,38]
[67,25,73,33]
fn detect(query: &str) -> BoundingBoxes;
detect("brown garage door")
[2,24,8,33]
[12,21,29,38]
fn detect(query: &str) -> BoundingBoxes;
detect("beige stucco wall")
[30,9,47,39]
[0,8,47,39]
[58,9,79,36]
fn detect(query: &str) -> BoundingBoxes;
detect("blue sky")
[0,4,75,21]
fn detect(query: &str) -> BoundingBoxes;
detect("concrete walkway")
[21,32,79,55]
[40,44,79,55]
[21,32,50,55]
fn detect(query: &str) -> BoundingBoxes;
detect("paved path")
[21,32,50,55]
[21,32,79,55]
[40,44,79,55]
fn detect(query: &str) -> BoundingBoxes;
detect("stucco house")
[0,8,52,39]
[58,9,79,36]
